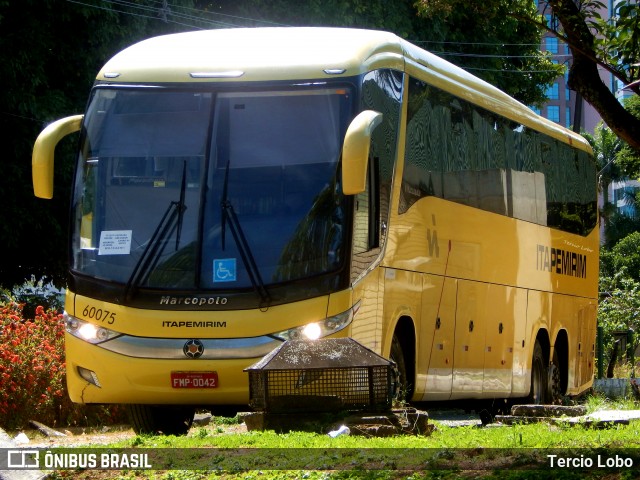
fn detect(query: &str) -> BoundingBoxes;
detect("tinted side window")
[351,70,403,280]
[401,77,597,236]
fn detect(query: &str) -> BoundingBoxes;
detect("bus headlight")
[64,312,121,344]
[272,303,358,341]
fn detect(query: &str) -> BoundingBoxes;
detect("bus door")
[419,275,457,400]
[481,285,523,397]
[451,282,523,399]
[451,280,488,399]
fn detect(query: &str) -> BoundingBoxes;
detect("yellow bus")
[32,27,598,434]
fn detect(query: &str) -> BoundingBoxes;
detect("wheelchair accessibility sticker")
[213,258,237,282]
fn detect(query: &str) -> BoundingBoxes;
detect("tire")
[528,341,548,405]
[548,351,563,405]
[390,334,412,402]
[127,404,195,435]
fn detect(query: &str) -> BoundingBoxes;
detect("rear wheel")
[127,404,195,435]
[390,334,412,402]
[548,351,563,405]
[528,341,548,404]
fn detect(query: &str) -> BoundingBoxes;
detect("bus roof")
[97,27,591,153]
[98,27,404,83]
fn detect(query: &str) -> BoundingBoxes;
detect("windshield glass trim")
[70,80,357,307]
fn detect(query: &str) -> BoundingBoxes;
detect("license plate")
[171,371,218,389]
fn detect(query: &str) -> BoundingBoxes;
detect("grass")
[118,417,640,450]
[47,395,640,480]
[584,393,640,414]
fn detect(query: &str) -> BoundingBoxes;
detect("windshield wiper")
[220,157,271,307]
[175,161,187,250]
[124,161,187,301]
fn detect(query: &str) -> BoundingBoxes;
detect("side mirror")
[32,114,83,199]
[341,110,383,195]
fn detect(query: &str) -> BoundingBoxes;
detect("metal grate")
[245,338,394,413]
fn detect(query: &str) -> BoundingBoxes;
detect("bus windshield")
[71,86,351,297]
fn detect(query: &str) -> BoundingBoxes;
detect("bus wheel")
[127,404,195,435]
[548,352,563,405]
[528,341,548,404]
[390,334,410,403]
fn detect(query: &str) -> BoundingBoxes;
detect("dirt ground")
[7,409,475,449]
[9,414,249,448]
[14,424,138,448]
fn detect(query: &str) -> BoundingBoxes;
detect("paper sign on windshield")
[99,230,132,255]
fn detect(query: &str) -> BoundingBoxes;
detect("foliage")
[584,118,640,248]
[223,0,563,105]
[603,212,640,250]
[600,231,640,282]
[598,232,640,365]
[208,0,418,36]
[0,302,66,429]
[412,0,563,107]
[582,122,626,245]
[0,0,199,287]
[0,299,124,430]
[544,0,640,154]
[587,0,640,87]
[417,0,640,155]
[582,122,623,184]
[598,268,640,367]
[11,275,65,318]
[616,95,640,178]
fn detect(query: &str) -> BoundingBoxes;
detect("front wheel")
[390,335,413,403]
[127,404,195,435]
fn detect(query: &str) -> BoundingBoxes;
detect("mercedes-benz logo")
[183,339,204,359]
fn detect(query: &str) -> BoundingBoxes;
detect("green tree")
[604,212,640,249]
[410,0,562,106]
[582,122,624,246]
[417,0,640,153]
[616,95,640,178]
[0,0,197,287]
[601,231,640,282]
[598,268,640,371]
[204,0,561,106]
[540,0,640,153]
[598,232,640,369]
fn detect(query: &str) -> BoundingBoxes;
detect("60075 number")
[82,305,116,324]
